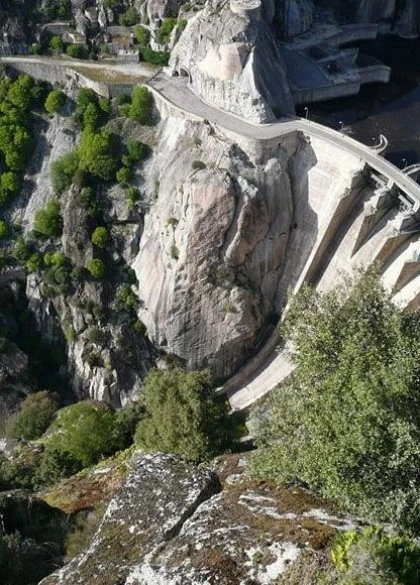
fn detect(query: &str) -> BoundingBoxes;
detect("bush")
[134,25,150,47]
[66,44,87,59]
[33,445,81,489]
[45,401,124,468]
[26,252,43,272]
[5,391,58,441]
[170,244,179,260]
[78,131,119,180]
[191,160,206,170]
[51,150,79,194]
[178,18,188,31]
[125,140,150,164]
[44,89,66,114]
[49,35,63,52]
[125,186,139,209]
[119,6,139,25]
[0,220,9,238]
[87,258,105,279]
[139,47,170,66]
[116,165,133,186]
[135,368,236,462]
[129,86,153,125]
[91,226,110,248]
[155,17,176,44]
[83,102,100,132]
[250,270,420,535]
[34,200,62,238]
[76,88,98,114]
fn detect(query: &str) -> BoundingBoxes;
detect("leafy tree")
[119,6,139,25]
[34,199,62,238]
[45,401,124,468]
[66,44,87,59]
[155,17,177,44]
[116,165,132,186]
[134,25,150,47]
[0,171,21,193]
[135,368,236,462]
[124,140,149,164]
[33,445,81,489]
[91,226,110,248]
[251,270,420,535]
[0,220,9,238]
[49,35,63,52]
[51,150,79,194]
[83,102,100,132]
[5,391,58,441]
[129,86,152,125]
[139,47,170,66]
[26,252,43,272]
[87,258,105,279]
[7,75,34,111]
[44,89,66,114]
[78,131,119,180]
[76,88,98,115]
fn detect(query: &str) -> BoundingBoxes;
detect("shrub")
[33,445,81,489]
[139,47,170,66]
[83,102,100,132]
[178,18,188,31]
[134,25,150,47]
[26,252,43,272]
[119,6,139,25]
[116,93,131,105]
[51,150,79,194]
[116,165,133,186]
[45,401,124,468]
[125,186,139,209]
[116,283,137,311]
[129,86,153,125]
[1,171,21,194]
[77,187,99,217]
[250,269,420,535]
[5,391,58,441]
[191,160,206,170]
[45,89,66,114]
[76,88,98,114]
[49,35,63,52]
[87,258,105,279]
[78,131,119,181]
[0,220,9,238]
[34,200,62,238]
[170,244,179,260]
[125,140,150,164]
[66,44,87,59]
[91,226,110,248]
[135,368,236,462]
[155,17,176,44]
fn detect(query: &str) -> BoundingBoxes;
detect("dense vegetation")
[251,270,420,535]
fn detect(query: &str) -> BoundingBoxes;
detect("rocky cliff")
[40,452,363,585]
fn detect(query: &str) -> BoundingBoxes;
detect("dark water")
[296,36,420,169]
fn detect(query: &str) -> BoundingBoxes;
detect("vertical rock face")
[169,0,295,123]
[133,117,298,378]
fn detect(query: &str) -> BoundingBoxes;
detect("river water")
[296,36,420,169]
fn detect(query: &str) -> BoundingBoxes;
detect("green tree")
[83,102,100,132]
[155,17,176,44]
[129,86,152,125]
[49,35,63,53]
[124,140,149,164]
[0,220,9,238]
[78,131,119,180]
[91,226,110,248]
[119,6,139,25]
[34,199,62,238]
[45,401,123,468]
[44,89,66,114]
[51,150,79,194]
[66,44,86,59]
[76,88,98,115]
[7,75,34,111]
[135,368,235,462]
[0,171,21,193]
[116,165,132,186]
[134,25,150,47]
[251,270,420,535]
[87,258,105,279]
[5,391,58,441]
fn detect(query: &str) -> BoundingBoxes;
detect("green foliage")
[178,18,188,31]
[66,44,87,59]
[45,401,124,468]
[26,252,42,272]
[135,368,235,462]
[129,86,153,125]
[116,165,133,186]
[99,97,112,115]
[51,150,80,194]
[116,283,137,311]
[191,160,206,170]
[77,186,99,217]
[76,88,98,115]
[83,102,100,132]
[0,219,9,238]
[330,526,420,585]
[170,244,179,260]
[251,270,420,534]
[91,226,110,248]
[156,17,177,44]
[32,445,81,490]
[4,391,58,441]
[139,46,170,65]
[45,89,66,114]
[134,25,150,47]
[124,139,150,164]
[78,131,119,180]
[49,35,63,52]
[34,199,62,238]
[125,186,139,209]
[87,258,105,279]
[119,6,139,25]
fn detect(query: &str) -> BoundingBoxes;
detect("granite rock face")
[169,0,295,122]
[39,452,363,585]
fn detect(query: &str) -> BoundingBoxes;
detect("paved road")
[149,71,420,209]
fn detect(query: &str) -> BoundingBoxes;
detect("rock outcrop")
[40,452,364,585]
[169,0,295,123]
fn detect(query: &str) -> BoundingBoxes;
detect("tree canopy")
[5,391,58,441]
[251,270,420,534]
[135,368,237,462]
